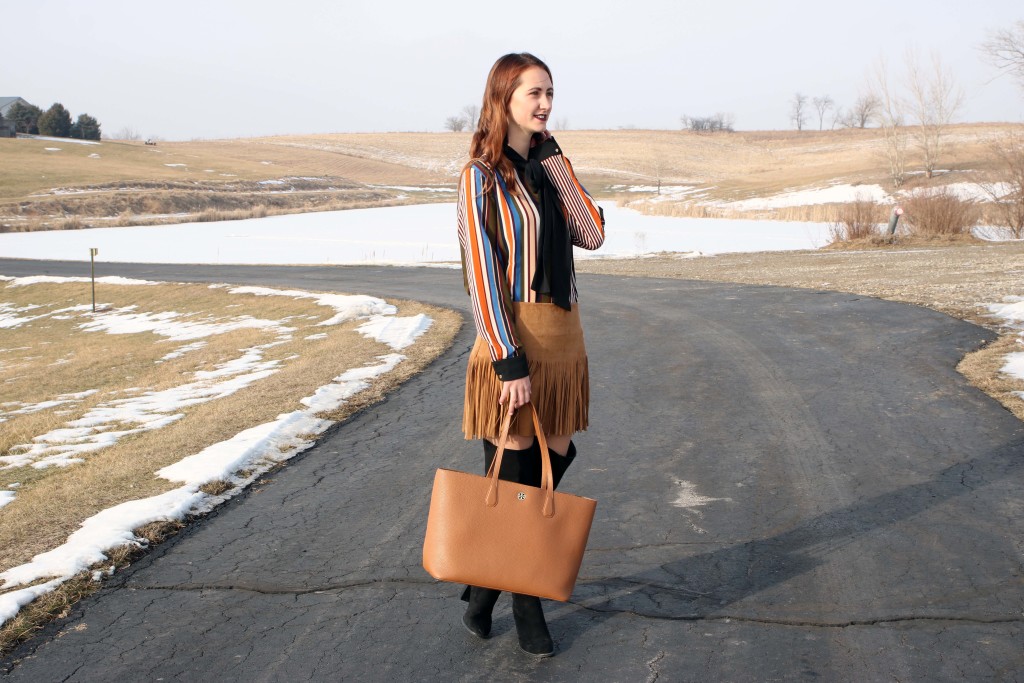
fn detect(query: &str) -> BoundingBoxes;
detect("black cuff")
[492,352,529,381]
[533,136,562,162]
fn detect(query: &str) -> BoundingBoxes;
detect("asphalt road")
[2,258,1023,682]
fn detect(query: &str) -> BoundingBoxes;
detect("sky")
[5,0,1023,140]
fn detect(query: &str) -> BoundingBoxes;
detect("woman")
[456,52,605,657]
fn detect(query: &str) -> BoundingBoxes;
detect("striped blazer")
[457,139,605,377]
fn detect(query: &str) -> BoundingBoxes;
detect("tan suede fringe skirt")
[463,302,589,439]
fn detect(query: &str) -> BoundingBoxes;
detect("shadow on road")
[550,435,1024,651]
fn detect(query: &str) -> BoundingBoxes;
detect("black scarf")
[503,143,572,311]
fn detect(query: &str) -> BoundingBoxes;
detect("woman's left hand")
[499,376,532,416]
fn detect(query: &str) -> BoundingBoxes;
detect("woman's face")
[507,66,553,140]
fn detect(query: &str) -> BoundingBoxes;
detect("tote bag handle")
[484,403,556,517]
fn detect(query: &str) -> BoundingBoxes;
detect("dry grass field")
[0,279,460,651]
[0,280,458,573]
[2,123,1019,230]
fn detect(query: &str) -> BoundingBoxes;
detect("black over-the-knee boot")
[460,438,539,638]
[483,437,541,485]
[549,441,577,490]
[495,437,576,489]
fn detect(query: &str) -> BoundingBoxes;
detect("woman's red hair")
[468,52,552,193]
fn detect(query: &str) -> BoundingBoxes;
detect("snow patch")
[0,487,206,588]
[988,298,1024,328]
[723,184,889,210]
[30,135,100,146]
[356,313,433,350]
[0,579,65,625]
[0,390,98,421]
[0,302,50,329]
[5,275,158,287]
[987,297,1024,398]
[77,306,290,341]
[158,341,207,362]
[227,286,395,326]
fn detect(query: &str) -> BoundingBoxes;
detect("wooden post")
[886,207,904,236]
[90,248,98,312]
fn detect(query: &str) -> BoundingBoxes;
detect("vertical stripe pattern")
[457,156,605,363]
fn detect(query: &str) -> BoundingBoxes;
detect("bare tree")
[812,95,834,130]
[870,58,909,188]
[646,140,666,195]
[848,93,881,128]
[552,117,570,131]
[681,112,734,132]
[113,125,142,141]
[444,116,468,132]
[980,20,1024,92]
[903,50,965,178]
[461,104,479,130]
[790,93,808,131]
[976,132,1024,238]
[835,107,854,128]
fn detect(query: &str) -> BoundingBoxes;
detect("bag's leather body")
[422,404,596,602]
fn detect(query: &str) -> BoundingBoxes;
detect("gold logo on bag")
[517,492,526,501]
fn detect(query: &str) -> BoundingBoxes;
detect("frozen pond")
[0,203,832,265]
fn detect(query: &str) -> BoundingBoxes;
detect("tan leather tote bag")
[422,403,596,601]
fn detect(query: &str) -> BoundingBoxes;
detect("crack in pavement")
[571,603,1024,628]
[646,649,666,683]
[132,580,1024,629]
[131,577,436,595]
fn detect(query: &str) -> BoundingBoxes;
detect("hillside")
[0,123,1019,231]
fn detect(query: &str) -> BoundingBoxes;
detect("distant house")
[0,97,30,118]
[0,97,30,137]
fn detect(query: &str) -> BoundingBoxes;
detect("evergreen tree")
[7,102,42,134]
[70,113,102,140]
[38,103,73,137]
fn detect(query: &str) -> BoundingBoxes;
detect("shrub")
[901,188,978,237]
[977,134,1024,239]
[827,197,884,243]
[56,216,84,230]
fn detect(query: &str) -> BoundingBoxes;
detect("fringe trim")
[463,356,589,439]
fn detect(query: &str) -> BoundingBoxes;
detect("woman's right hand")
[499,376,532,416]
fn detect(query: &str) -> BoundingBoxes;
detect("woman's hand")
[499,376,532,416]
